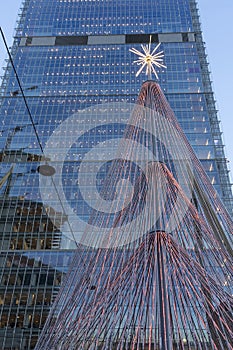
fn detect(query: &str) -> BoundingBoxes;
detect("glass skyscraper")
[0,0,232,349]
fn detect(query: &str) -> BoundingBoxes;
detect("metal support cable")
[0,27,44,154]
[0,27,79,248]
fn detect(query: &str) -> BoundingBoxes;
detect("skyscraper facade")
[0,0,232,349]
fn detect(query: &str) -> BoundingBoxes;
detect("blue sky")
[0,1,233,181]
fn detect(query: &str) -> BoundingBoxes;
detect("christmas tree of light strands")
[35,42,233,350]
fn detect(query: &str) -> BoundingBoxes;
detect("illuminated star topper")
[129,36,167,80]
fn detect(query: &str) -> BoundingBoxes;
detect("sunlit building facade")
[0,0,232,348]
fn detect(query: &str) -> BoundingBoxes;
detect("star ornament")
[129,40,166,80]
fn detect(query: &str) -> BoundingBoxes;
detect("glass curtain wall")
[0,0,232,348]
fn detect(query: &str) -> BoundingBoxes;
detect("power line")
[0,27,79,248]
[0,27,44,154]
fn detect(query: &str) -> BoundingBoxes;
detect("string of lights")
[35,81,233,350]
